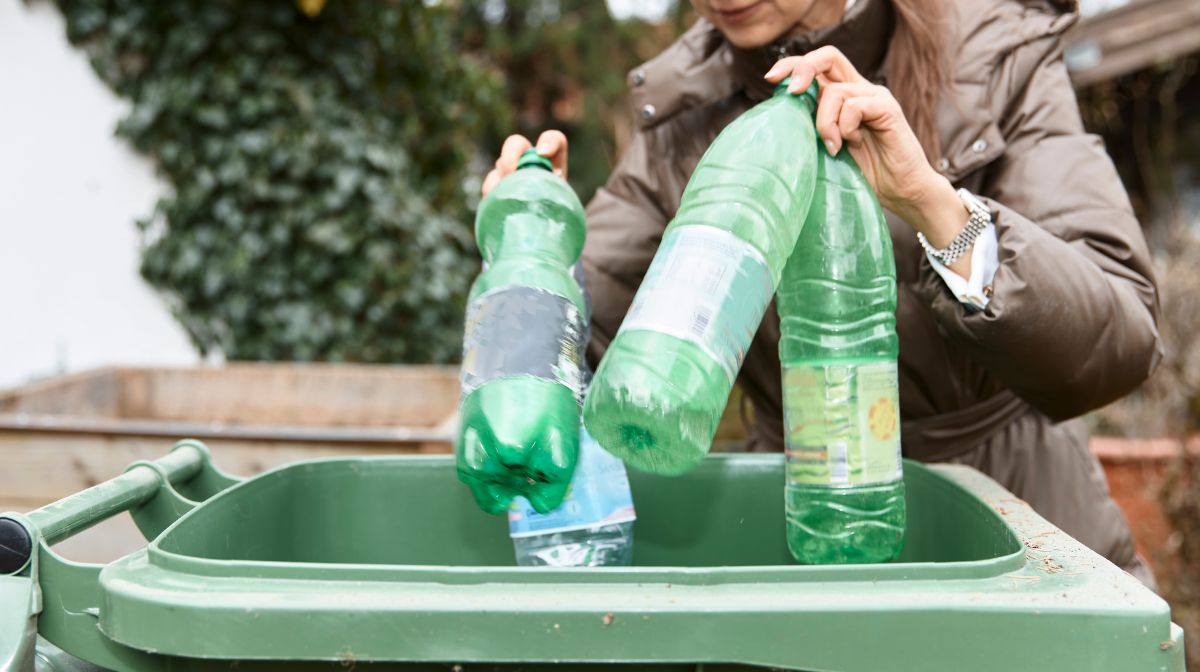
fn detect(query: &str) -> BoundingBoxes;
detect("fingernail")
[553,169,564,177]
[537,143,552,155]
[824,139,838,155]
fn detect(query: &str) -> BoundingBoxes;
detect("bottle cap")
[517,148,554,172]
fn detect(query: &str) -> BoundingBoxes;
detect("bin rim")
[136,456,1029,585]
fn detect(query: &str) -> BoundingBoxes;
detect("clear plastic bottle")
[457,149,586,515]
[777,141,906,564]
[584,82,819,476]
[510,426,636,567]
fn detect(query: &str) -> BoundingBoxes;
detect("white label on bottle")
[617,226,774,382]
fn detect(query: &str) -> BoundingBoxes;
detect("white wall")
[0,0,198,389]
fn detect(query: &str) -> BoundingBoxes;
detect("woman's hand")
[765,47,971,277]
[481,130,569,197]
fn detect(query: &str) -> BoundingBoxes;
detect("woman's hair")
[887,0,950,162]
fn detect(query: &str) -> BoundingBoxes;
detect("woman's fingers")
[763,46,866,94]
[807,46,865,83]
[837,92,902,146]
[481,169,503,197]
[815,81,878,154]
[535,129,569,178]
[481,130,570,196]
[498,134,533,170]
[481,134,533,196]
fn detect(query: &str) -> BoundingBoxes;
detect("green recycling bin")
[0,440,1185,671]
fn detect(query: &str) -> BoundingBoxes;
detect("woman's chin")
[716,21,790,50]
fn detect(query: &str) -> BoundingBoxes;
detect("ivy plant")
[53,0,508,362]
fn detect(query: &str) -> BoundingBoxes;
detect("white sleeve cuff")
[925,225,999,310]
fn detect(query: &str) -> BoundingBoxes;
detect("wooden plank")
[1067,0,1200,86]
[3,364,462,427]
[115,367,151,419]
[0,431,451,504]
[130,363,460,427]
[0,367,121,417]
[1,364,463,447]
[0,413,454,444]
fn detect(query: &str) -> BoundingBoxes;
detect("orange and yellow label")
[782,360,903,486]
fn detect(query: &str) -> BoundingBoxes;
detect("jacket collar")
[629,0,894,130]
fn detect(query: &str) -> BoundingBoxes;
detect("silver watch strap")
[917,188,992,267]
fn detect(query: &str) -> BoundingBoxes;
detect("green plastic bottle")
[777,141,906,564]
[457,149,587,515]
[584,82,818,475]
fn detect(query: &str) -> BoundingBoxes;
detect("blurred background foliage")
[454,1,691,197]
[52,0,496,362]
[1078,55,1200,245]
[49,0,690,364]
[1081,55,1200,438]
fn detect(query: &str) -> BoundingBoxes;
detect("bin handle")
[23,442,205,547]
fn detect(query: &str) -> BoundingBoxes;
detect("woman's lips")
[716,1,764,24]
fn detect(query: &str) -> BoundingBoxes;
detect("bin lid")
[86,455,1180,671]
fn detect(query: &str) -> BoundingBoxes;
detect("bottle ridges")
[586,88,819,476]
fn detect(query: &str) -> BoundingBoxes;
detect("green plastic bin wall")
[0,441,1186,672]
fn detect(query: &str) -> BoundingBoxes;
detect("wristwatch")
[917,188,992,267]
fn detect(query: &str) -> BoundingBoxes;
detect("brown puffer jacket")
[580,0,1162,585]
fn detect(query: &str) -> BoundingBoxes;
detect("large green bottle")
[458,149,587,515]
[777,142,906,564]
[584,83,818,475]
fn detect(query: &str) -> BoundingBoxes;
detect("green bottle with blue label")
[584,81,819,475]
[777,141,906,564]
[458,149,586,515]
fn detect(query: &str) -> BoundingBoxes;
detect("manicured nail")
[537,144,551,155]
[825,139,838,155]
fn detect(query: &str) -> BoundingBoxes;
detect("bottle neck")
[773,78,818,108]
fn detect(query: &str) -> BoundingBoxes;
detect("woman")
[483,0,1162,585]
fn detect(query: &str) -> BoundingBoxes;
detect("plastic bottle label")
[461,286,583,399]
[618,225,774,382]
[508,429,637,538]
[783,360,903,486]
